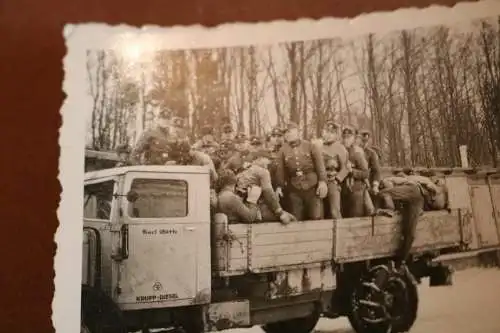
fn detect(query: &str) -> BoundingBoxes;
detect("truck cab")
[82,165,212,332]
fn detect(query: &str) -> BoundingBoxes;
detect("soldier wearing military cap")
[249,135,264,153]
[275,121,328,220]
[232,149,297,224]
[266,126,286,192]
[319,120,349,219]
[341,125,372,217]
[267,126,285,151]
[358,129,382,198]
[192,124,220,156]
[220,117,235,142]
[115,143,132,167]
[167,140,218,185]
[130,110,183,165]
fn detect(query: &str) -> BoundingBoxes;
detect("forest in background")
[85,17,500,168]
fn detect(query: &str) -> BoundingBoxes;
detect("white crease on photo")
[56,1,500,332]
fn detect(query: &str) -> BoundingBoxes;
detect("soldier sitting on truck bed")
[216,169,262,224]
[234,149,296,224]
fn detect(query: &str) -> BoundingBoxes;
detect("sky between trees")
[85,16,500,168]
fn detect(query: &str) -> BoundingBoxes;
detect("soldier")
[222,133,251,173]
[341,126,371,217]
[234,149,296,224]
[275,122,328,221]
[319,120,349,219]
[167,140,218,185]
[359,130,382,196]
[130,111,185,165]
[192,124,220,156]
[220,118,236,142]
[115,144,132,167]
[213,140,235,171]
[377,174,448,264]
[249,135,264,153]
[216,169,262,224]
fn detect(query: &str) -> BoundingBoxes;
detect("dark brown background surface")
[0,0,465,331]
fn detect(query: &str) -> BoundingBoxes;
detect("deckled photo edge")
[55,1,500,332]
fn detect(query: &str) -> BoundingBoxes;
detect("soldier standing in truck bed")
[319,120,349,219]
[222,133,251,173]
[342,126,371,217]
[115,144,132,167]
[192,124,219,156]
[130,111,185,165]
[359,130,382,196]
[220,117,236,142]
[275,122,328,220]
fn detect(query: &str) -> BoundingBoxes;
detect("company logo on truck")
[142,228,178,235]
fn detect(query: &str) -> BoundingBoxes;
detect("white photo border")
[56,1,500,332]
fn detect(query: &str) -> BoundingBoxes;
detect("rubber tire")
[81,285,128,333]
[261,310,320,333]
[348,269,419,333]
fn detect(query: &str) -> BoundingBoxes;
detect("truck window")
[83,180,115,220]
[128,178,188,218]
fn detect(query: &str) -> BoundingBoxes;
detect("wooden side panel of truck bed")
[334,210,462,263]
[214,209,465,275]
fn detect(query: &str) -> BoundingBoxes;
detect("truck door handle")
[185,227,196,231]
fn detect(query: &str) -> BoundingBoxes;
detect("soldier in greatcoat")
[341,126,371,217]
[275,122,328,221]
[319,120,349,219]
[359,130,382,195]
[115,144,132,167]
[130,112,186,165]
[192,124,220,157]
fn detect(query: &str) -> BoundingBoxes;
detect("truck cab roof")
[84,165,210,182]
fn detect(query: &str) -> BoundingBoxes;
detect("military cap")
[250,136,263,146]
[201,124,213,136]
[170,116,185,128]
[234,132,247,143]
[116,144,131,154]
[325,120,340,131]
[219,140,235,151]
[342,125,356,136]
[270,126,284,136]
[402,167,414,175]
[158,109,170,119]
[284,122,299,132]
[360,129,371,137]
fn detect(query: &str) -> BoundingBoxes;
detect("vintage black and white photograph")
[58,1,500,333]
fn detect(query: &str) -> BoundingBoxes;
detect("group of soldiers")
[115,109,449,263]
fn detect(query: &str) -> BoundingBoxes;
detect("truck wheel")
[261,309,320,333]
[81,285,127,333]
[348,264,419,333]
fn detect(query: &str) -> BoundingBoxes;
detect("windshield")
[128,178,188,219]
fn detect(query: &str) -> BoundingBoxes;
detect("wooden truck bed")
[213,208,471,276]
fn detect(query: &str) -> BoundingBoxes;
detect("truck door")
[115,171,211,310]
